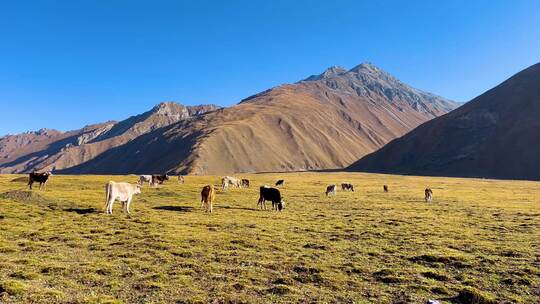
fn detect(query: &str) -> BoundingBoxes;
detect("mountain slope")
[58,63,458,175]
[348,63,540,180]
[0,103,219,173]
[0,63,458,175]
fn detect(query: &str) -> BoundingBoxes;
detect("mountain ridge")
[347,63,540,181]
[0,62,458,174]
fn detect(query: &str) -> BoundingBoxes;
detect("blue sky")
[1,0,539,135]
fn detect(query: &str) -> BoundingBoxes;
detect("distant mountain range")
[0,62,458,174]
[348,63,540,181]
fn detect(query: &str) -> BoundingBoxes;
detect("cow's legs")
[208,201,213,213]
[28,181,33,190]
[125,198,132,214]
[107,199,115,214]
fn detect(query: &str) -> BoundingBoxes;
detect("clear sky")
[1,0,539,136]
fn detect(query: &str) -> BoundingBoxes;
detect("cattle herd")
[24,171,436,215]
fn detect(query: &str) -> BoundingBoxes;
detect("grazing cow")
[425,188,433,202]
[178,175,185,184]
[241,178,250,188]
[200,185,215,213]
[341,183,354,192]
[151,174,169,186]
[28,171,52,190]
[138,175,152,186]
[104,181,141,214]
[383,185,389,192]
[275,179,285,187]
[221,176,241,190]
[258,186,285,211]
[326,184,337,197]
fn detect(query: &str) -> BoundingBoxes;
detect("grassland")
[0,173,538,303]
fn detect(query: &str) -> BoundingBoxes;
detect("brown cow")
[178,175,185,184]
[241,179,250,188]
[201,185,215,213]
[425,188,433,202]
[383,185,389,192]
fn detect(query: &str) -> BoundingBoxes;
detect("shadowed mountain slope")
[0,103,219,173]
[348,63,540,180]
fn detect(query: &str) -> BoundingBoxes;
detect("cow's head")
[278,200,285,211]
[135,184,142,194]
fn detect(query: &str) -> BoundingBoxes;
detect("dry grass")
[0,172,538,303]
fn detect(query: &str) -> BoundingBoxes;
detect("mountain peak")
[322,66,347,77]
[348,62,388,76]
[151,101,185,114]
[304,65,347,81]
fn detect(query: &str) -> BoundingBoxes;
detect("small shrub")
[9,271,38,280]
[373,269,406,284]
[422,271,449,281]
[266,285,290,295]
[431,286,450,295]
[0,280,28,295]
[457,287,496,304]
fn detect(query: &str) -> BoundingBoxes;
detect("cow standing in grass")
[151,174,169,186]
[241,179,250,188]
[138,175,152,186]
[326,185,337,197]
[341,183,354,192]
[104,181,141,214]
[200,185,215,213]
[258,186,284,211]
[275,179,285,187]
[28,171,52,190]
[383,185,389,192]
[425,188,433,202]
[178,175,185,184]
[221,176,241,190]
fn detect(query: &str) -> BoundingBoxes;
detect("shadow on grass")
[64,207,98,214]
[153,205,193,212]
[218,205,259,211]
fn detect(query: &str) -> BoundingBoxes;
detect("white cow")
[104,181,141,214]
[138,175,152,186]
[221,176,241,190]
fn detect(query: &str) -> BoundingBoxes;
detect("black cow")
[383,185,389,192]
[275,179,285,187]
[341,183,354,192]
[151,174,169,186]
[28,171,52,190]
[241,179,250,188]
[258,186,284,211]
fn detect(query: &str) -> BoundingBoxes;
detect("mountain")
[0,63,458,175]
[0,103,219,173]
[348,63,540,180]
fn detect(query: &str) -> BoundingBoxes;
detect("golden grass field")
[0,173,538,303]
